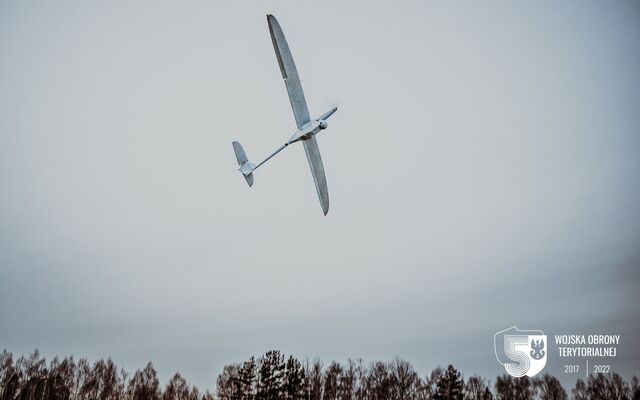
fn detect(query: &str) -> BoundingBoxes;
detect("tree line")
[1,349,638,400]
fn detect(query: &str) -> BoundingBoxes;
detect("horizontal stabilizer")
[232,141,255,187]
[244,172,254,187]
[233,141,248,166]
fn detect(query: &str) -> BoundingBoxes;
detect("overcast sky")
[1,0,639,391]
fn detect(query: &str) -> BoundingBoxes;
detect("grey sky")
[1,0,639,391]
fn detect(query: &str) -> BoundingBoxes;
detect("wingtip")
[266,14,275,30]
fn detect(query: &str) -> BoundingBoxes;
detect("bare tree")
[48,356,75,400]
[9,348,640,400]
[465,375,493,400]
[201,390,215,400]
[127,362,160,400]
[216,364,240,400]
[337,359,357,400]
[163,373,190,400]
[72,358,91,400]
[305,359,323,400]
[323,361,343,400]
[389,357,419,400]
[352,359,368,400]
[584,373,630,400]
[81,358,120,400]
[572,378,588,400]
[188,385,199,400]
[534,374,566,400]
[367,361,392,400]
[417,367,441,400]
[631,376,640,400]
[495,374,535,400]
[17,350,48,400]
[0,350,20,400]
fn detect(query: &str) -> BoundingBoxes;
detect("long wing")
[267,14,310,129]
[302,136,329,215]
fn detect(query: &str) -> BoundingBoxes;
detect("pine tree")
[256,350,285,400]
[236,357,257,400]
[283,356,306,400]
[434,365,463,400]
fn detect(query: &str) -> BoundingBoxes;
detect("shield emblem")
[495,326,547,377]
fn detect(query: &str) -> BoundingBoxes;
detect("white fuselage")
[287,119,326,145]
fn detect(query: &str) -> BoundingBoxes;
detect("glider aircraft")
[233,14,337,215]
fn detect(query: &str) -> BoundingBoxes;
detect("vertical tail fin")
[232,141,255,187]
